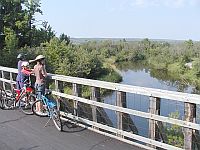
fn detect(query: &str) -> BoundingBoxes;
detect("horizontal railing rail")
[1,66,199,104]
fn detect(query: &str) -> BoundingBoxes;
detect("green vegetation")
[0,0,121,83]
[79,38,200,89]
[165,111,184,148]
[0,0,54,67]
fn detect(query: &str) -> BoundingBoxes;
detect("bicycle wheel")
[51,107,63,131]
[32,100,48,117]
[0,89,6,109]
[4,90,15,109]
[19,93,36,115]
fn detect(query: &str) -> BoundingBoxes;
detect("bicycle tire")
[4,90,15,109]
[51,107,63,131]
[32,100,48,117]
[19,93,36,115]
[0,89,6,109]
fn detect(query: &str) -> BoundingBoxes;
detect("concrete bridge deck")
[0,109,144,150]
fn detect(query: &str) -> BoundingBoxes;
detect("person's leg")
[40,84,45,96]
[35,83,42,100]
[20,82,24,90]
[15,81,21,107]
[35,84,40,112]
[16,81,20,90]
[35,84,45,112]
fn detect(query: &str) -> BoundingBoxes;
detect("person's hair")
[37,59,44,64]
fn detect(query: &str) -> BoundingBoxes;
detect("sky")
[35,0,200,41]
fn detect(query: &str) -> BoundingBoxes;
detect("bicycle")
[31,90,63,131]
[3,81,36,115]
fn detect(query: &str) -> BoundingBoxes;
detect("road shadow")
[0,115,27,125]
[61,120,87,133]
[18,146,40,150]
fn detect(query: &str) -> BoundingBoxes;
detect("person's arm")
[32,66,36,76]
[21,69,32,75]
[18,61,22,72]
[41,65,47,78]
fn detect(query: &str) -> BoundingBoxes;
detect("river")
[103,62,200,138]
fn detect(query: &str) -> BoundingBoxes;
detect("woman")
[32,55,47,99]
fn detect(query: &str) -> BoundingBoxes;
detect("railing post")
[91,87,100,129]
[184,102,196,150]
[73,83,82,116]
[148,96,160,148]
[91,87,100,122]
[10,72,13,91]
[116,91,126,137]
[55,80,64,111]
[1,71,5,90]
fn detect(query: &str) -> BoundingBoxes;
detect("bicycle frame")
[13,84,34,105]
[15,77,33,100]
[41,95,57,116]
[32,92,62,131]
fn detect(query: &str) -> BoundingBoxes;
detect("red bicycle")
[3,82,36,115]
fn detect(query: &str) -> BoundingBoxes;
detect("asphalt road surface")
[0,109,145,150]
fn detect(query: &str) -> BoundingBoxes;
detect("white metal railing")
[0,66,199,150]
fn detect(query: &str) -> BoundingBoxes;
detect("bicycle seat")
[26,86,34,93]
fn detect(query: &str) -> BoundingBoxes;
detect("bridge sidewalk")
[0,109,145,150]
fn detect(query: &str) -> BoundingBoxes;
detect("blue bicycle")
[31,90,63,131]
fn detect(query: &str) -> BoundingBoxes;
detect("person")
[21,61,32,87]
[16,53,24,90]
[15,61,32,105]
[32,55,47,99]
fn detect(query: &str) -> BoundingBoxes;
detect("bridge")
[0,66,200,150]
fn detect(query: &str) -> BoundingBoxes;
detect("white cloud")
[130,0,200,8]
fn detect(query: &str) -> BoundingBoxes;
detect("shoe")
[36,111,48,116]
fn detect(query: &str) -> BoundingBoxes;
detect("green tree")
[184,39,194,50]
[59,33,70,45]
[1,27,18,67]
[41,37,104,79]
[140,38,151,50]
[4,27,18,50]
[165,111,184,148]
[31,21,55,46]
[0,0,51,48]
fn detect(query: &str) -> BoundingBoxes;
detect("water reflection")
[103,61,200,138]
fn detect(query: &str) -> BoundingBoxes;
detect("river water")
[103,62,199,138]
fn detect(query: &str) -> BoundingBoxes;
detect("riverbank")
[112,56,200,93]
